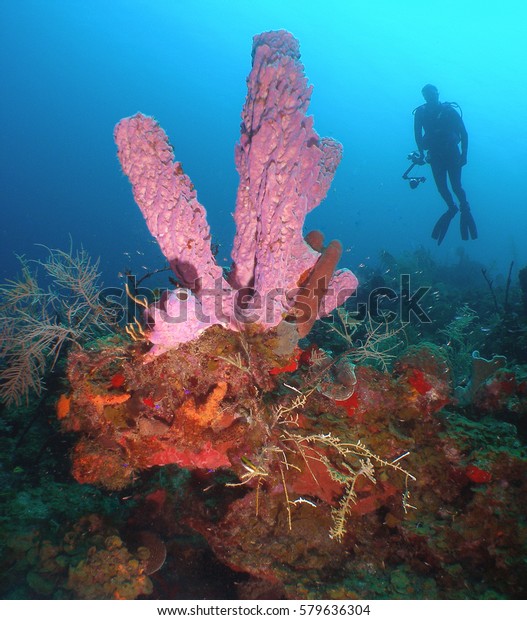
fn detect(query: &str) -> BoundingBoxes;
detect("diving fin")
[432,206,458,245]
[460,205,478,240]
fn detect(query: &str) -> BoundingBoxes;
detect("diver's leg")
[448,163,467,207]
[431,160,456,208]
[448,162,477,240]
[430,158,458,244]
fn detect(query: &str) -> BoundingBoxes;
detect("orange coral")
[86,391,131,415]
[56,393,71,419]
[71,440,134,490]
[180,381,228,427]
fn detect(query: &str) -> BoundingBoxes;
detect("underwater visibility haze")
[1,0,527,602]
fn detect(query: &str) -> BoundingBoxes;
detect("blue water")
[2,0,526,288]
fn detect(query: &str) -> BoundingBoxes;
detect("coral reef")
[3,305,527,598]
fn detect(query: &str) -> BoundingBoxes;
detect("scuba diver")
[413,83,477,244]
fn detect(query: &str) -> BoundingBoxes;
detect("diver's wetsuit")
[414,101,477,243]
[414,103,467,208]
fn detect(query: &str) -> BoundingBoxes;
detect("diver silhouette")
[413,84,477,245]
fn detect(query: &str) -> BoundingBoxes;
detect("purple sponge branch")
[114,114,226,294]
[230,31,344,325]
